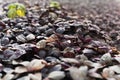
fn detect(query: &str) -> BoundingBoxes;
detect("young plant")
[7,3,26,19]
[50,1,61,9]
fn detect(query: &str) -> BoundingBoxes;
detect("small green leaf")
[7,9,17,19]
[50,1,61,9]
[15,3,26,12]
[8,4,16,10]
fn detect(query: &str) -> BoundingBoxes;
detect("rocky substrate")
[0,1,120,80]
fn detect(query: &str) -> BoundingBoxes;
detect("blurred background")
[1,0,120,13]
[1,0,120,8]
